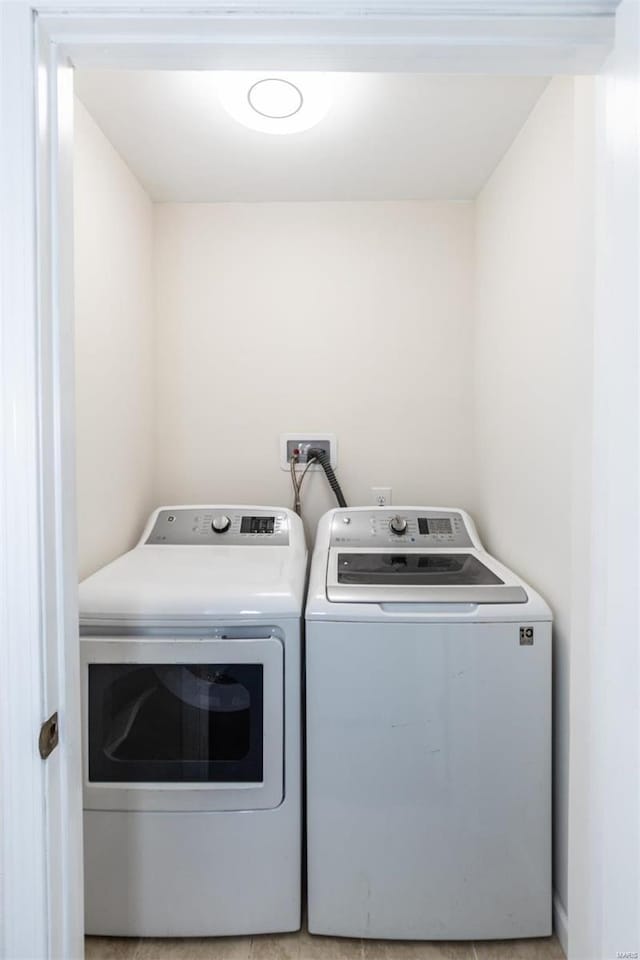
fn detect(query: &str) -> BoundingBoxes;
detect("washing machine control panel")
[330,510,472,548]
[146,509,290,545]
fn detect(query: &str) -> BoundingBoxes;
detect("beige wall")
[74,100,156,578]
[153,201,476,537]
[473,76,586,925]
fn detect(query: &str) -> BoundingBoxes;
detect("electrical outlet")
[280,434,337,471]
[372,486,392,507]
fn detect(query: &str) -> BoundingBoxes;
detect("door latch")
[39,712,59,759]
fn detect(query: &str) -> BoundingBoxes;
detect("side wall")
[74,99,156,578]
[473,77,588,942]
[152,201,475,536]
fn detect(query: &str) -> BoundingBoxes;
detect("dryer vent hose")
[307,448,348,509]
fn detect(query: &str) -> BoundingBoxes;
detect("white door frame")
[1,3,636,959]
[568,3,640,958]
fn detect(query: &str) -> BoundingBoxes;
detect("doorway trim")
[0,3,633,958]
[35,1,617,74]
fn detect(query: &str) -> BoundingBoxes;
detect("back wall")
[153,200,475,536]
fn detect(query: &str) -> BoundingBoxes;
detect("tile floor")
[85,929,565,960]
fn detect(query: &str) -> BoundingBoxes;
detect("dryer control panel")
[146,509,290,545]
[330,509,472,548]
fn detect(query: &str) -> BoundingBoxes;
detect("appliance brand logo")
[519,626,534,645]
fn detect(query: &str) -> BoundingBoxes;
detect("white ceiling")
[74,70,548,203]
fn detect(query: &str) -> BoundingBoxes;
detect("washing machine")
[79,505,306,937]
[306,506,552,941]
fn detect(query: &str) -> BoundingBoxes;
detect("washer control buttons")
[211,515,231,533]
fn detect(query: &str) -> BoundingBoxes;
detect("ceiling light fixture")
[248,78,303,119]
[218,72,331,134]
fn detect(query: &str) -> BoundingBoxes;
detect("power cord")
[307,447,348,508]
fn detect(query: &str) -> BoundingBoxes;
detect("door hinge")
[39,712,59,759]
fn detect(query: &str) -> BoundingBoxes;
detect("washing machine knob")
[211,515,231,533]
[389,516,408,535]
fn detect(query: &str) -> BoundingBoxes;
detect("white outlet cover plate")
[280,433,337,471]
[372,486,392,507]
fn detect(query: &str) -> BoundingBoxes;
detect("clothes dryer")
[306,507,551,941]
[80,505,305,937]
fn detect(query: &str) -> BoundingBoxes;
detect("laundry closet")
[74,69,594,953]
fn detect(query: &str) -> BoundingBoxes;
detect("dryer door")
[82,636,284,812]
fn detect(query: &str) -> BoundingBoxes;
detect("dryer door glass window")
[88,663,263,782]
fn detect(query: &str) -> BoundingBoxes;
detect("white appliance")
[79,505,306,937]
[306,506,552,941]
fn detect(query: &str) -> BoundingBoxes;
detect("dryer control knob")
[211,515,231,533]
[389,516,408,535]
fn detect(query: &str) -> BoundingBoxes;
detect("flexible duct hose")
[307,447,348,508]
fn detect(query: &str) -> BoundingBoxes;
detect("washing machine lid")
[326,548,528,604]
[79,505,307,626]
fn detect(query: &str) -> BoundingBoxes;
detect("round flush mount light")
[218,72,331,135]
[248,78,303,119]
